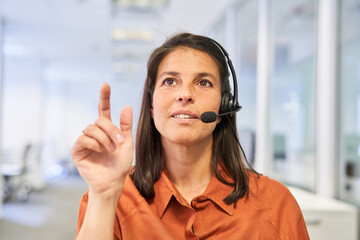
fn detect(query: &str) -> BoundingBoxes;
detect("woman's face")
[152,47,222,146]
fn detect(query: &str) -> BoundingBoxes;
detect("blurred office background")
[0,0,359,239]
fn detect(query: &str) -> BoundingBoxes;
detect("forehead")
[156,47,220,79]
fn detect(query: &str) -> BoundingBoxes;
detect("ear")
[151,106,154,119]
[216,117,221,124]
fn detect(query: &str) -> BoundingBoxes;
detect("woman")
[72,33,309,239]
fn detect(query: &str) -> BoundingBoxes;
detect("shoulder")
[247,172,301,215]
[246,172,309,239]
[248,172,294,201]
[119,174,144,207]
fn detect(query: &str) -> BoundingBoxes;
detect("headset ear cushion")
[220,92,233,114]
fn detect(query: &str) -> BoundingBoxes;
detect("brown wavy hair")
[131,32,255,205]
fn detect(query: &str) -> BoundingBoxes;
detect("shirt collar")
[152,169,179,218]
[152,168,235,218]
[201,170,235,216]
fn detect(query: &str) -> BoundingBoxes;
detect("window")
[340,0,360,205]
[269,0,317,190]
[235,0,258,164]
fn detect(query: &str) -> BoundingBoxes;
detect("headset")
[212,39,241,115]
[202,37,255,166]
[200,37,242,123]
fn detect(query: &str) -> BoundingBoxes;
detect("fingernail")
[116,133,124,144]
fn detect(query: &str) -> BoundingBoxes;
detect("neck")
[162,137,213,202]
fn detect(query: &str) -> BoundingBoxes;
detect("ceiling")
[0,0,232,82]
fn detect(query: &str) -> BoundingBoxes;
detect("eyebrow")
[158,71,217,81]
[158,71,180,79]
[197,72,217,81]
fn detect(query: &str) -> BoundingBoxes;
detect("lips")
[173,114,196,119]
[171,110,199,119]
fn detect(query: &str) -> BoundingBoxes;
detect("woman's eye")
[163,78,176,86]
[199,80,213,87]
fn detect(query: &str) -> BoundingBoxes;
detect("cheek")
[152,95,164,123]
[202,93,221,112]
[152,105,167,135]
[151,90,159,119]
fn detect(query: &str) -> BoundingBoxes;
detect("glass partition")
[340,0,360,205]
[269,0,317,190]
[235,0,258,164]
[209,16,226,45]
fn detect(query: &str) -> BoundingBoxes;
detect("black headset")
[207,38,242,116]
[201,37,255,166]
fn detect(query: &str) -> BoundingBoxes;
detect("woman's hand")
[71,82,133,198]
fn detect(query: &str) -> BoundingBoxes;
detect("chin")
[168,136,195,145]
[163,133,212,146]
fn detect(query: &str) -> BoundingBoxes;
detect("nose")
[177,84,194,104]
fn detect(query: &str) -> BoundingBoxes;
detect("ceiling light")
[112,62,142,73]
[112,0,168,10]
[111,29,155,42]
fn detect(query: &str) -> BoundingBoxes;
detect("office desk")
[289,187,358,240]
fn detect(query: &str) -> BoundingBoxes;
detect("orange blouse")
[76,170,309,240]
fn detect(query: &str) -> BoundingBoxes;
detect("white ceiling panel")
[0,0,232,82]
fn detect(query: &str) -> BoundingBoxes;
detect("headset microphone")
[201,106,242,123]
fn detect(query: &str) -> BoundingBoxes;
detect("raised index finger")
[98,82,111,120]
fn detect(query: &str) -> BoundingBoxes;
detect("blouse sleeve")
[253,175,310,240]
[266,178,309,240]
[74,192,122,240]
[276,187,309,239]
